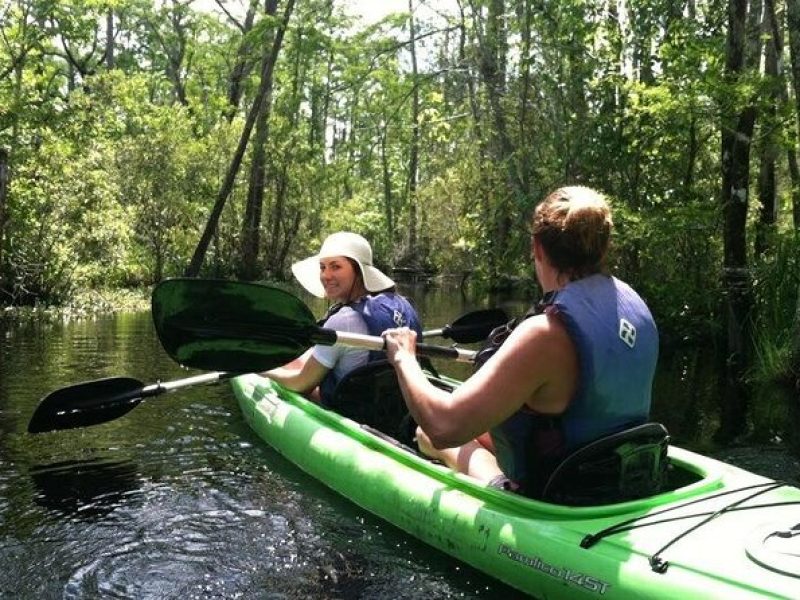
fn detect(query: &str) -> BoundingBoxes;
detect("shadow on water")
[29,458,141,519]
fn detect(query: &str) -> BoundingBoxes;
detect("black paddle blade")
[152,278,319,372]
[28,377,145,434]
[445,308,509,343]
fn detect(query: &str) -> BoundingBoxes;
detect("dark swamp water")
[1,284,799,599]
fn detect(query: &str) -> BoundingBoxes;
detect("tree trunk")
[237,114,270,281]
[470,0,521,286]
[238,0,279,281]
[756,0,779,257]
[274,207,301,277]
[184,0,295,277]
[459,1,490,278]
[459,3,486,162]
[785,0,800,380]
[787,0,800,228]
[0,148,8,292]
[516,0,534,197]
[632,2,655,85]
[264,18,313,279]
[226,0,259,121]
[380,130,394,241]
[472,0,520,195]
[793,278,800,380]
[105,8,114,69]
[682,117,698,194]
[788,147,800,230]
[406,0,420,261]
[146,3,190,106]
[717,0,759,441]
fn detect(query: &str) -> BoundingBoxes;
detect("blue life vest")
[489,274,659,497]
[319,292,422,405]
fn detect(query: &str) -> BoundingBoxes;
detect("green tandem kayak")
[231,372,800,599]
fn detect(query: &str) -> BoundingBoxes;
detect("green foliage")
[0,0,797,403]
[3,130,115,303]
[113,98,217,283]
[610,198,724,345]
[0,53,237,301]
[749,235,800,385]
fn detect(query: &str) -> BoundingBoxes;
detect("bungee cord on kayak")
[646,482,792,573]
[578,480,800,574]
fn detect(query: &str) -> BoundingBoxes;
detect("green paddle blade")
[152,278,326,372]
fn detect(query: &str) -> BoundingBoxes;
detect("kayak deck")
[232,373,800,599]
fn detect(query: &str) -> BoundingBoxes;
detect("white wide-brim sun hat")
[291,232,395,298]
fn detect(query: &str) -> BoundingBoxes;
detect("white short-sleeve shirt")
[312,306,370,380]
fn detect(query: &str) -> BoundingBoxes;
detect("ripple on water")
[57,482,343,599]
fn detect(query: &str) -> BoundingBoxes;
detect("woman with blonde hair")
[383,186,659,497]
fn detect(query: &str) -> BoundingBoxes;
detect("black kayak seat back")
[328,360,409,437]
[328,358,443,444]
[540,422,670,506]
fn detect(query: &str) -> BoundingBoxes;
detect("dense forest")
[2,0,800,434]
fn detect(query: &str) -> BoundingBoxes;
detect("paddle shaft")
[422,327,447,338]
[308,328,477,362]
[180,319,477,364]
[140,371,233,397]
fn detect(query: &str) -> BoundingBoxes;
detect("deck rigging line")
[580,481,799,573]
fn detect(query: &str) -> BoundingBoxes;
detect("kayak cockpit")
[329,364,691,505]
[333,369,724,510]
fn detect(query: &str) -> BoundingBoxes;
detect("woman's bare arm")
[384,313,577,448]
[264,349,330,394]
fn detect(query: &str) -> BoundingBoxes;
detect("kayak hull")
[232,373,800,599]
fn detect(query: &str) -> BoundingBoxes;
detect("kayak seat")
[540,422,670,506]
[328,359,410,439]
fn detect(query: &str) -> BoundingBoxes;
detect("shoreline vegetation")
[0,287,151,323]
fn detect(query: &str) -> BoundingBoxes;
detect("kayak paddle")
[29,281,488,434]
[421,308,508,343]
[27,371,232,434]
[151,278,477,372]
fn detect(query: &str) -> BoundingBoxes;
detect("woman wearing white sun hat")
[264,231,422,405]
